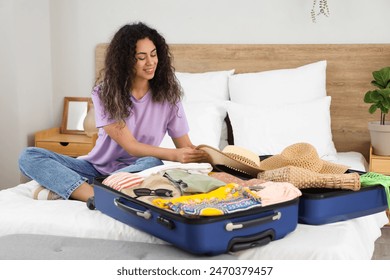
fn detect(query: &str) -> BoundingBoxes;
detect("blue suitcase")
[89,177,299,255]
[298,170,388,225]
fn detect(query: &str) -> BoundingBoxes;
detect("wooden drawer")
[34,127,96,157]
[370,158,390,175]
[369,145,390,175]
[35,141,93,157]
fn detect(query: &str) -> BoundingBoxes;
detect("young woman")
[19,22,207,202]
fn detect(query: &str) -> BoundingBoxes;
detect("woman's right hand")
[175,147,209,163]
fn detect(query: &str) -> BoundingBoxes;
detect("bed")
[1,44,389,260]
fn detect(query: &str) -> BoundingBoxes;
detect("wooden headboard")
[95,43,390,160]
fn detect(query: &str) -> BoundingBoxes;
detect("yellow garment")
[152,183,261,216]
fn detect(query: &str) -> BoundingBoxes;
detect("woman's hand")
[104,125,209,163]
[174,147,209,163]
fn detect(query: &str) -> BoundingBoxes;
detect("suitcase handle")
[114,198,152,220]
[228,229,275,252]
[225,211,281,231]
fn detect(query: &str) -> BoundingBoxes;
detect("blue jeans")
[18,147,164,199]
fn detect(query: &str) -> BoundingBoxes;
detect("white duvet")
[0,152,387,259]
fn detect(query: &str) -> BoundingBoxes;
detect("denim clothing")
[113,157,164,173]
[18,147,164,200]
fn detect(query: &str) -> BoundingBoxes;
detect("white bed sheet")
[0,152,387,260]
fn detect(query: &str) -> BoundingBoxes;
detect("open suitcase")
[298,170,388,225]
[89,177,299,256]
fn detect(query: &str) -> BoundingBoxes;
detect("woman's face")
[134,38,158,82]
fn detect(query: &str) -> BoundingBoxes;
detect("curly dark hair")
[96,22,182,122]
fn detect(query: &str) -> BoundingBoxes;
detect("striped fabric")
[102,172,144,192]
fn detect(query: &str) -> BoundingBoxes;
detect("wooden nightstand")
[369,145,390,175]
[369,145,390,225]
[35,127,96,157]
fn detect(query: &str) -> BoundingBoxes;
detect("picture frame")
[60,97,91,135]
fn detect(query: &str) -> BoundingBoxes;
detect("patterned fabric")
[152,183,262,217]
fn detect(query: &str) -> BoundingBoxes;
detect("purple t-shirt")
[81,85,189,175]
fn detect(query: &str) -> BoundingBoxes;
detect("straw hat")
[197,144,262,178]
[259,142,349,174]
[257,166,360,191]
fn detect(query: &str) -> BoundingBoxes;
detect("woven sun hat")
[257,166,361,191]
[197,144,262,178]
[259,142,349,174]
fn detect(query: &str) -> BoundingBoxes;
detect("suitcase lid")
[300,184,384,199]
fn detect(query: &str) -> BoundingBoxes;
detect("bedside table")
[369,145,390,175]
[35,127,96,157]
[369,145,390,225]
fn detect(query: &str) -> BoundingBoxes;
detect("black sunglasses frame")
[133,188,173,197]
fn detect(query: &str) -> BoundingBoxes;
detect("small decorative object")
[83,100,99,137]
[311,0,330,23]
[364,66,390,155]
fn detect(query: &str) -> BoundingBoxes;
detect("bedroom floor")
[372,226,390,259]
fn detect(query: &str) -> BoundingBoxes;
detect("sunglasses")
[133,188,173,197]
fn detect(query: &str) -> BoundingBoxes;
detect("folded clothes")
[130,174,182,204]
[250,181,302,206]
[209,171,267,186]
[137,162,213,178]
[102,172,144,192]
[209,171,301,206]
[102,172,182,205]
[164,169,226,193]
[152,183,262,217]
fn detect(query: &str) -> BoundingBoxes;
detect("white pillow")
[229,60,327,105]
[175,70,234,103]
[227,96,337,160]
[160,102,227,149]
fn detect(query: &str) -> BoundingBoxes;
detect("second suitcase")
[298,184,387,225]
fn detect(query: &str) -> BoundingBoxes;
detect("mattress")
[0,152,387,260]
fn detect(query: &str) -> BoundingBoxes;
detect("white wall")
[1,0,390,188]
[0,0,52,188]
